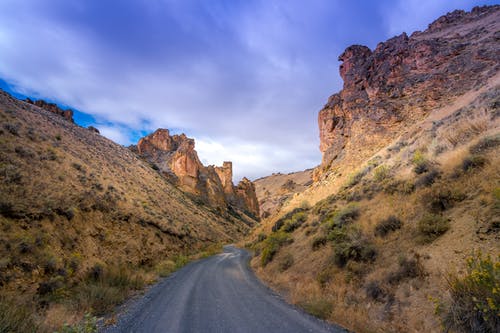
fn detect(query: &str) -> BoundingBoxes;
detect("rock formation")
[25,98,74,123]
[134,129,260,219]
[317,5,499,178]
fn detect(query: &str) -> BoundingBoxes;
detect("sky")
[0,0,497,180]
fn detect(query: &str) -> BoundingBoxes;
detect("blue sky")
[0,0,496,180]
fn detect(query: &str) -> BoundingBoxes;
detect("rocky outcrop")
[25,98,74,123]
[134,129,260,219]
[234,178,260,219]
[317,5,499,178]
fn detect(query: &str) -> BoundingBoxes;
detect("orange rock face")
[317,5,500,176]
[134,129,260,219]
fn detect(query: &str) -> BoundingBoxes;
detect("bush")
[272,207,308,232]
[386,255,425,285]
[441,253,500,333]
[417,214,450,243]
[420,185,466,213]
[311,236,327,251]
[344,167,370,188]
[261,232,292,266]
[469,135,500,154]
[281,211,308,233]
[374,216,402,237]
[373,165,390,182]
[415,169,440,188]
[461,155,487,172]
[330,227,376,268]
[412,150,430,174]
[278,254,294,272]
[325,204,360,230]
[365,281,386,302]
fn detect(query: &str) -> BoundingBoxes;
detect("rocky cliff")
[134,129,260,219]
[317,5,499,178]
[25,97,74,123]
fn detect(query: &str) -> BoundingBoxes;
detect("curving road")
[103,245,348,333]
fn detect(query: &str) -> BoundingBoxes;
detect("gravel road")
[103,245,348,333]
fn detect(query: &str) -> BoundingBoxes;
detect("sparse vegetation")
[441,252,500,333]
[374,216,402,237]
[56,313,97,333]
[261,232,292,266]
[373,165,390,182]
[385,255,425,285]
[278,254,294,272]
[412,150,430,174]
[329,227,376,268]
[0,295,38,333]
[298,298,333,320]
[417,214,450,243]
[272,207,308,233]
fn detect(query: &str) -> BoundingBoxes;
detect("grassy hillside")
[0,90,252,331]
[254,169,313,219]
[247,77,499,332]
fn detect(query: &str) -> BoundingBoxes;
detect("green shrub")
[261,232,292,266]
[417,214,450,243]
[281,211,308,233]
[373,165,390,182]
[412,150,432,175]
[272,207,308,232]
[374,216,402,237]
[441,252,500,333]
[324,204,360,230]
[329,227,376,268]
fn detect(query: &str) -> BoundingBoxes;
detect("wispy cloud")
[0,0,495,180]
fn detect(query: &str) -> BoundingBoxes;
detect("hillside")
[254,169,313,218]
[247,6,500,333]
[0,90,254,331]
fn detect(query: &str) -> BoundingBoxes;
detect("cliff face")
[135,129,260,219]
[317,5,499,178]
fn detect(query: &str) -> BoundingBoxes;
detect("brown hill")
[254,169,313,218]
[247,6,500,333]
[0,89,254,330]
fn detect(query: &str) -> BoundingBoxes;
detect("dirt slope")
[0,89,253,330]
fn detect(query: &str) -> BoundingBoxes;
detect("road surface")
[103,245,348,333]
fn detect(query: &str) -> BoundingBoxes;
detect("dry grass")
[0,90,252,331]
[249,83,500,333]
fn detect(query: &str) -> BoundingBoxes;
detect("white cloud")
[97,125,132,146]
